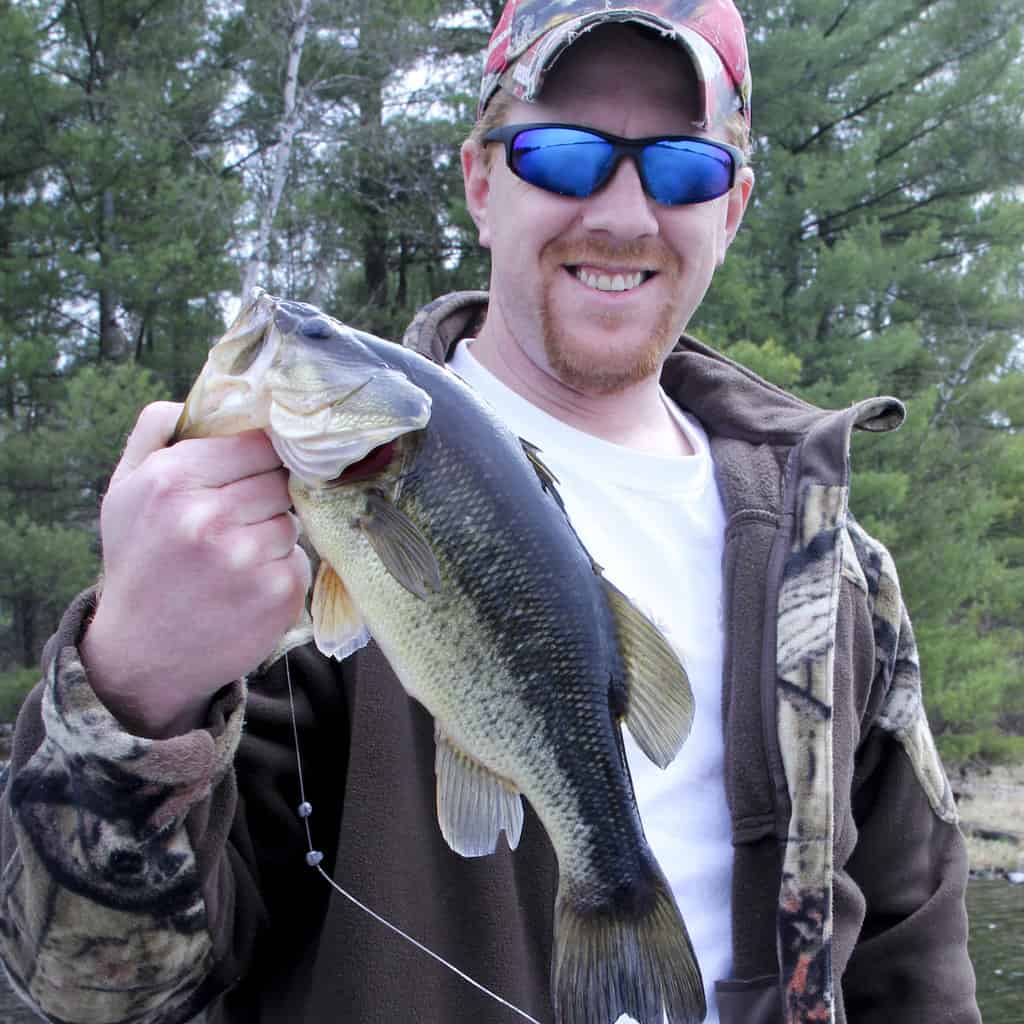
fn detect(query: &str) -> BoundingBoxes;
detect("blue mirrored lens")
[642,139,734,204]
[505,126,736,205]
[510,127,613,198]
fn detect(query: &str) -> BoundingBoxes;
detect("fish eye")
[298,316,335,341]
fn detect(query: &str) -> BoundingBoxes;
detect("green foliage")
[0,0,1020,758]
[0,0,242,378]
[50,364,171,516]
[937,732,1024,768]
[719,338,803,390]
[0,354,168,667]
[0,516,97,668]
[700,0,1024,754]
[0,667,39,725]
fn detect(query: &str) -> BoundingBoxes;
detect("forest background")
[0,0,1021,765]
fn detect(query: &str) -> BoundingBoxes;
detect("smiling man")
[463,7,752,441]
[0,2,979,1024]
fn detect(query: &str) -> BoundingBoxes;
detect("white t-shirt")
[447,342,733,1024]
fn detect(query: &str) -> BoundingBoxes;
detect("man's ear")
[718,166,754,264]
[461,139,492,249]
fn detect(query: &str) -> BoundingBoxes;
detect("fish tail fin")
[552,863,706,1024]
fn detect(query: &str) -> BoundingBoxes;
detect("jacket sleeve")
[840,523,980,1022]
[0,588,346,1024]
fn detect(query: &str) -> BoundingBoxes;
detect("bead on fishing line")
[297,801,313,818]
[305,850,324,867]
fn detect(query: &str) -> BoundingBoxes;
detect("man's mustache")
[544,237,680,275]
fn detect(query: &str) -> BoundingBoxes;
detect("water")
[968,879,1024,1023]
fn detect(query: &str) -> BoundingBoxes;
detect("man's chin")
[540,312,676,396]
[542,336,667,396]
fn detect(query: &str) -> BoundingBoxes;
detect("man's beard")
[538,237,683,395]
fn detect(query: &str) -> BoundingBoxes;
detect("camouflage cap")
[480,0,752,131]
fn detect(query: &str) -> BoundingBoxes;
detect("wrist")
[81,604,211,739]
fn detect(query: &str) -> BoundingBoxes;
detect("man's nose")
[579,156,660,238]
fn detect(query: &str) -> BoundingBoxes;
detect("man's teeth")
[575,268,647,292]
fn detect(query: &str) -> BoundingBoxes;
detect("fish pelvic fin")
[311,560,370,660]
[603,579,694,769]
[552,862,705,1024]
[434,726,524,857]
[357,490,441,601]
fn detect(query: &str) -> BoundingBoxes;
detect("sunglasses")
[484,123,746,207]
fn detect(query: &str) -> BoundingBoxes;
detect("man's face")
[463,26,753,396]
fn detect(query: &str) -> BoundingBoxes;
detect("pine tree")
[697,0,1024,756]
[225,0,488,335]
[0,0,237,666]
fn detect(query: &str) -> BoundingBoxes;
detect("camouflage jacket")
[0,292,979,1024]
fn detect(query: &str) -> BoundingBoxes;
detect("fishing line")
[283,652,544,1024]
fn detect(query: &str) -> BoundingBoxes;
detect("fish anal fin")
[312,560,370,660]
[603,578,694,769]
[358,490,441,600]
[434,727,524,857]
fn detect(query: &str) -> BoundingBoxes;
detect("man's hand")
[82,402,312,738]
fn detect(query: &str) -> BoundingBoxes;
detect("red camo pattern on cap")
[480,0,751,127]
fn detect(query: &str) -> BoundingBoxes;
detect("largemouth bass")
[176,290,705,1024]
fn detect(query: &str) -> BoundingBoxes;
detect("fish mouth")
[328,439,399,484]
[175,289,432,484]
[268,369,430,488]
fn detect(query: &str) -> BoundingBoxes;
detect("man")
[0,2,979,1023]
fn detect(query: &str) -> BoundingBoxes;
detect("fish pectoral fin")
[604,577,695,769]
[434,727,524,858]
[358,490,441,600]
[311,560,370,660]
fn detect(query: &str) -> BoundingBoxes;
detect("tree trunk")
[98,188,127,359]
[15,598,35,670]
[357,95,388,317]
[395,233,409,310]
[241,0,312,301]
[352,1,391,328]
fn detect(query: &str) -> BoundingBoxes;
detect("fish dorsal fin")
[520,438,608,577]
[434,726,524,857]
[311,560,370,660]
[603,578,694,769]
[358,490,441,600]
[520,438,566,515]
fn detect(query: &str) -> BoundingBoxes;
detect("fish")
[175,289,706,1024]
